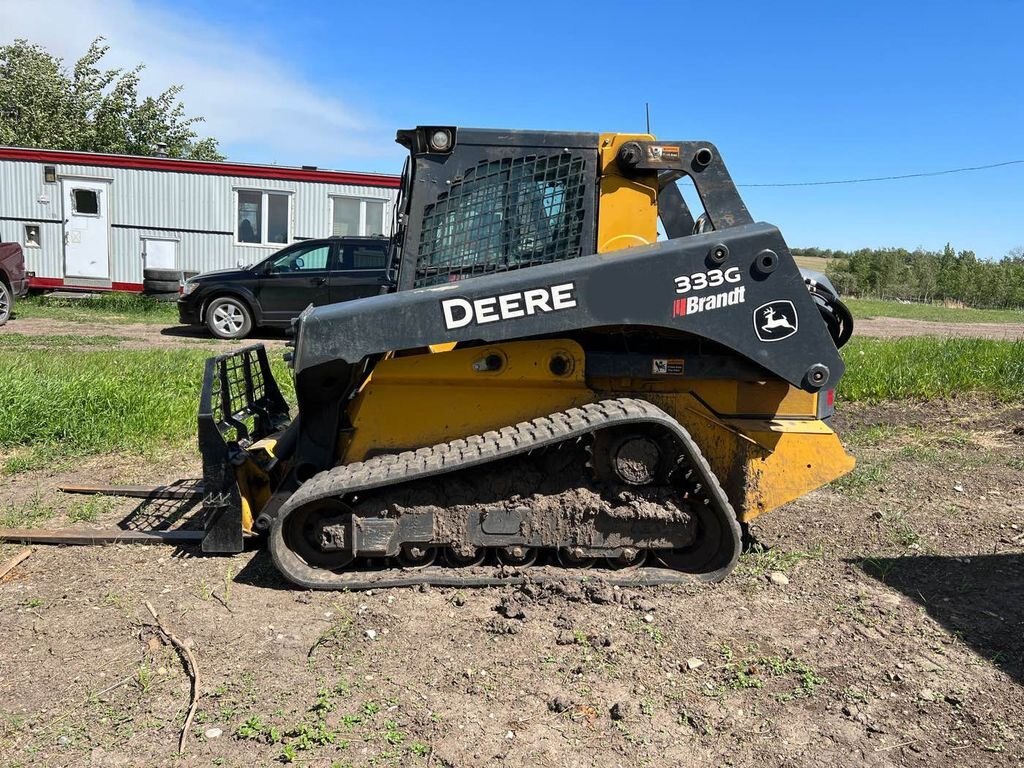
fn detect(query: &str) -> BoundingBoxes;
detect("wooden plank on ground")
[0,547,32,580]
[0,529,204,546]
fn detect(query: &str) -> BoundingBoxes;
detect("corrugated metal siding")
[0,157,398,285]
[0,159,65,279]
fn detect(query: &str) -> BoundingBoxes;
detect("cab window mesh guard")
[415,153,587,287]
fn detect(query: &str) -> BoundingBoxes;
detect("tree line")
[794,245,1024,310]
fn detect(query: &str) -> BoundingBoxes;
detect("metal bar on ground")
[58,484,204,500]
[0,529,205,546]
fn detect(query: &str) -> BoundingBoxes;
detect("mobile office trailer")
[0,147,400,292]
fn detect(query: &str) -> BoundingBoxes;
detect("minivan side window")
[270,244,331,273]
[346,245,387,270]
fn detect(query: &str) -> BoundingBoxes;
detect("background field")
[846,298,1024,325]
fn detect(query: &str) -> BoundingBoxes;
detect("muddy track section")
[268,397,742,590]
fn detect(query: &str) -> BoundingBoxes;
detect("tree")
[0,38,222,160]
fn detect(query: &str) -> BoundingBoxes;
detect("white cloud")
[0,0,401,170]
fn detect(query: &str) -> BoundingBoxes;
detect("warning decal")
[652,358,685,375]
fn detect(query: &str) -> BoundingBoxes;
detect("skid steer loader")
[196,126,855,590]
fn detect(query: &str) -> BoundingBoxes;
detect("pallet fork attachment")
[198,345,291,553]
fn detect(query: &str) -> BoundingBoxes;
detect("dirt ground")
[0,316,289,351]
[4,313,1024,349]
[1,397,1022,768]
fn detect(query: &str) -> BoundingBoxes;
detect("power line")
[737,159,1024,188]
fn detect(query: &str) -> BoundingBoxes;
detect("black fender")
[293,222,843,396]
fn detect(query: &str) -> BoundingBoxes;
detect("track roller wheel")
[655,500,735,575]
[397,544,436,569]
[556,547,596,569]
[496,546,538,567]
[281,498,355,571]
[444,546,486,567]
[606,548,648,570]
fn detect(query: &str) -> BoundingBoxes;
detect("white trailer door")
[62,179,111,280]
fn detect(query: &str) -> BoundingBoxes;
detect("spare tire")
[144,268,183,282]
[144,279,181,293]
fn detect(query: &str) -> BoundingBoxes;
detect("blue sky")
[4,0,1022,257]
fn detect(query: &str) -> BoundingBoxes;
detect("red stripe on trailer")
[0,146,400,188]
[112,281,145,292]
[28,276,145,293]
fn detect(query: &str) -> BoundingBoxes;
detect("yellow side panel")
[344,340,595,461]
[590,376,820,419]
[597,133,659,253]
[693,380,820,418]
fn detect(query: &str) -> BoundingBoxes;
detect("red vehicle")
[0,242,29,326]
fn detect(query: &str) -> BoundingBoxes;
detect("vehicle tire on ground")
[0,281,11,326]
[143,279,181,293]
[149,291,180,303]
[143,268,183,282]
[205,295,253,339]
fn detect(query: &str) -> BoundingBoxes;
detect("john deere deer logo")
[754,300,798,342]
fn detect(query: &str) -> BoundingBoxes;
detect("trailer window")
[268,195,289,244]
[333,198,361,236]
[332,197,388,237]
[365,200,385,236]
[237,190,291,245]
[72,188,100,216]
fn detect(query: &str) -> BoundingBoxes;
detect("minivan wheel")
[206,296,253,339]
[0,282,11,326]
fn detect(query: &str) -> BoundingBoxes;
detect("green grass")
[840,337,1024,401]
[0,490,120,528]
[0,347,294,473]
[14,293,178,324]
[846,297,1024,325]
[1,491,56,528]
[740,543,822,574]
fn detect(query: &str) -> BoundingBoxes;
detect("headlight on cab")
[181,280,198,296]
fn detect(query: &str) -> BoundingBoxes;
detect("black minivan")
[177,236,391,339]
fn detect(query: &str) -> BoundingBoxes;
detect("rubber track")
[269,398,742,590]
